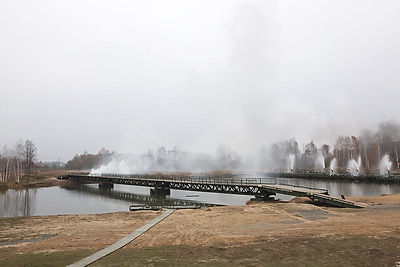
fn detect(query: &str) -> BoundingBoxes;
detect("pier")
[58,173,364,208]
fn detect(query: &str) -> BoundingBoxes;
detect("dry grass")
[0,170,69,190]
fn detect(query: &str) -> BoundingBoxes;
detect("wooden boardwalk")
[67,209,175,267]
[59,173,364,208]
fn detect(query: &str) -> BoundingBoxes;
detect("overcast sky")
[1,0,399,161]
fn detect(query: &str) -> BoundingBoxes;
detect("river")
[1,178,400,218]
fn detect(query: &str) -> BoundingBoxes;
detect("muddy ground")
[0,194,399,266]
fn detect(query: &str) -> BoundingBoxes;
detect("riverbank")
[1,194,399,266]
[0,170,69,191]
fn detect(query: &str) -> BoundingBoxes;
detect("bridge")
[58,173,364,208]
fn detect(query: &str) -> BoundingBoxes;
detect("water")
[288,154,295,172]
[1,179,400,218]
[380,154,392,175]
[273,177,400,198]
[329,158,337,175]
[315,153,325,171]
[0,183,250,218]
[348,156,362,176]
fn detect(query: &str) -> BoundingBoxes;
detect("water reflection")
[61,183,217,208]
[0,184,221,218]
[0,189,36,217]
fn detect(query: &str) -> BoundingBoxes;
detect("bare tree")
[0,142,25,183]
[13,141,24,183]
[24,140,37,178]
[1,146,9,182]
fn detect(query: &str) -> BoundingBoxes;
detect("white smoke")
[379,154,392,176]
[90,145,244,174]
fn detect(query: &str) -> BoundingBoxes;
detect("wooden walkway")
[67,209,175,267]
[59,173,364,208]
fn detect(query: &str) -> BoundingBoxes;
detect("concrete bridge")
[58,173,364,208]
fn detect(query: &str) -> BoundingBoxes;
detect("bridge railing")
[68,172,276,185]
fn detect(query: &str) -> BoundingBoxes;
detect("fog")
[1,1,399,162]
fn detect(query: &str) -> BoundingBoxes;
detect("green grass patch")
[0,249,96,267]
[92,234,400,267]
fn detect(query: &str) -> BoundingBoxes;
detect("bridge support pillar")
[99,182,114,190]
[150,187,171,196]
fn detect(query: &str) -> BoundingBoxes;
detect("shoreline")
[0,170,69,191]
[0,177,70,191]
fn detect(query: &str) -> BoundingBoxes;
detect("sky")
[1,0,400,162]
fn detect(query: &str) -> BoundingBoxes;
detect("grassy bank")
[0,248,96,267]
[2,234,399,266]
[93,234,400,267]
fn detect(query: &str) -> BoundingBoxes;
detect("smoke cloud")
[91,145,243,174]
[91,120,400,175]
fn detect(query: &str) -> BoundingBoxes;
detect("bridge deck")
[59,173,364,208]
[261,184,328,196]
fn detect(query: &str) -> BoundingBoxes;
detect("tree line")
[268,121,400,175]
[74,121,400,175]
[3,121,399,178]
[0,140,37,183]
[65,148,114,170]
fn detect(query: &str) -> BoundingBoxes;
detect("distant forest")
[267,121,400,175]
[2,122,400,179]
[65,121,400,176]
[65,148,114,170]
